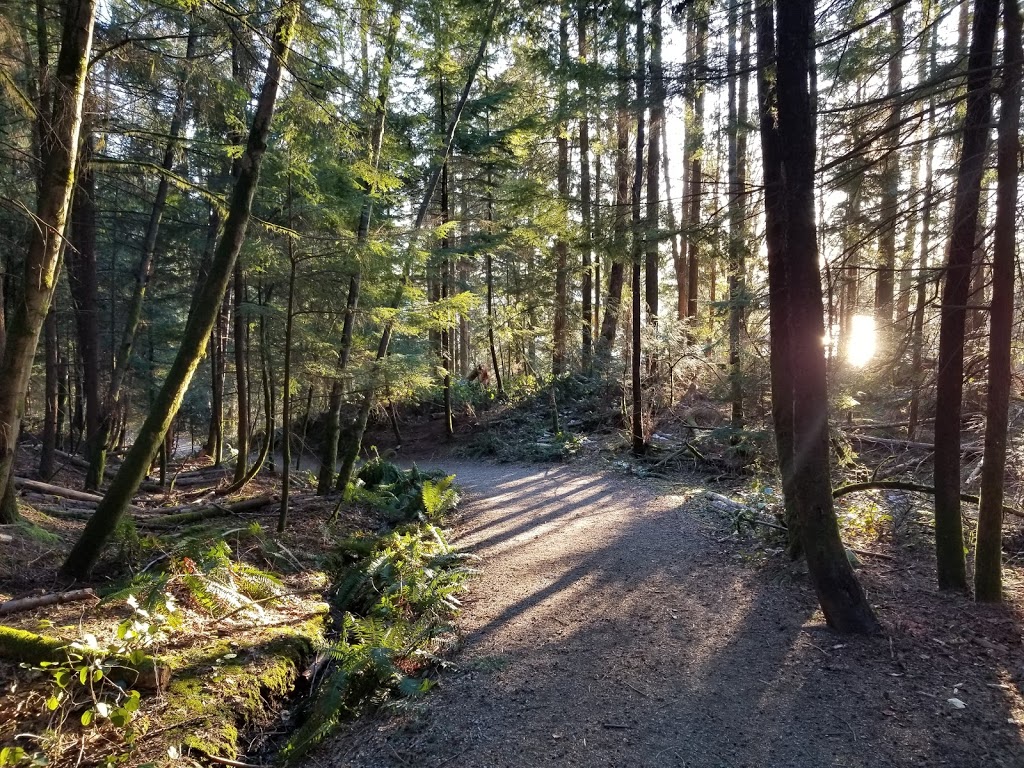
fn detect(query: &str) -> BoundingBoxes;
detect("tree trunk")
[552,2,570,376]
[485,113,505,397]
[233,262,249,482]
[296,384,312,469]
[756,0,799,558]
[630,0,646,455]
[68,136,102,490]
[440,113,454,438]
[0,0,96,507]
[578,1,593,371]
[727,0,751,430]
[761,0,878,632]
[99,21,198,488]
[661,126,680,332]
[975,0,1021,603]
[933,0,998,592]
[873,5,904,339]
[40,305,59,479]
[685,8,708,319]
[598,3,630,354]
[60,1,298,578]
[908,10,939,441]
[645,0,663,351]
[279,200,297,533]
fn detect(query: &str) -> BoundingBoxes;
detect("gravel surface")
[307,462,1024,768]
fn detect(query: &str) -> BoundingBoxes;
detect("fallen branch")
[736,514,896,561]
[0,588,99,617]
[138,494,279,528]
[843,432,982,455]
[35,507,97,520]
[13,478,104,504]
[832,480,1024,520]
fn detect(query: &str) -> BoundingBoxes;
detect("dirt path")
[310,462,1024,767]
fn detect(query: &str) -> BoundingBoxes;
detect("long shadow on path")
[319,463,1024,768]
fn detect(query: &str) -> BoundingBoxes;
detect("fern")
[102,535,284,619]
[285,519,473,765]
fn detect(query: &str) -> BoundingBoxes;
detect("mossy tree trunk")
[0,0,97,509]
[60,1,298,579]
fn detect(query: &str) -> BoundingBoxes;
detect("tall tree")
[933,0,999,592]
[0,0,97,520]
[727,0,751,429]
[645,0,664,332]
[684,3,708,319]
[598,0,630,353]
[975,0,1021,603]
[630,0,646,455]
[61,0,299,577]
[334,0,500,492]
[552,1,570,376]
[578,1,594,370]
[759,0,879,633]
[872,4,904,337]
[317,0,400,494]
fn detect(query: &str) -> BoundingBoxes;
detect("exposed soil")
[308,461,1024,768]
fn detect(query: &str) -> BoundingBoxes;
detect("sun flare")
[847,314,877,368]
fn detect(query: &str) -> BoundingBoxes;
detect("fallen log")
[832,480,1024,520]
[21,491,98,508]
[14,477,104,504]
[36,507,98,520]
[0,625,169,689]
[0,588,99,616]
[139,494,279,528]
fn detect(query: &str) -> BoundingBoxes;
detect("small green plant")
[837,496,893,539]
[348,462,457,524]
[24,595,175,765]
[0,747,47,767]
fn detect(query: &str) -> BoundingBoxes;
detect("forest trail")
[312,462,1022,768]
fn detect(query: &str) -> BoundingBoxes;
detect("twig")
[623,680,649,697]
[197,753,266,768]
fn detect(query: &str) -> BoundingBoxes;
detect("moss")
[0,625,66,664]
[13,519,62,545]
[162,617,325,759]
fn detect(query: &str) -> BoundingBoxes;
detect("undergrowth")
[280,462,473,763]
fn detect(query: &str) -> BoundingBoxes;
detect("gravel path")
[310,462,1024,768]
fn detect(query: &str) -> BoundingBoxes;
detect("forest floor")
[4,383,1024,767]
[307,460,1024,768]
